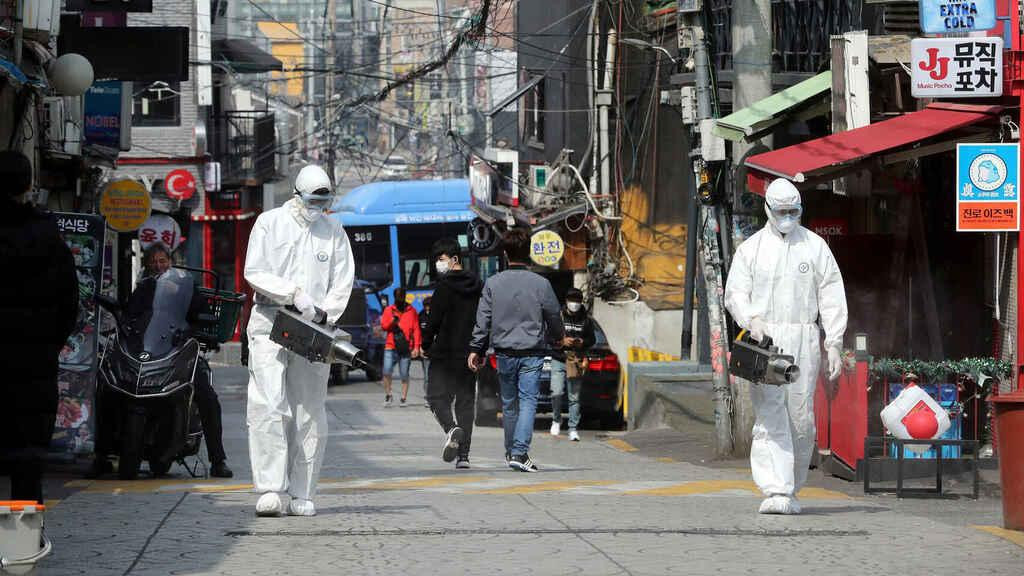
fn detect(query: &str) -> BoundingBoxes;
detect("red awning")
[744,103,1002,194]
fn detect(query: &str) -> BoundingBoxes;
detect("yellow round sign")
[100,179,152,232]
[529,229,565,268]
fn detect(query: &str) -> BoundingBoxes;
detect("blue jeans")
[497,355,544,457]
[549,359,581,430]
[383,349,411,381]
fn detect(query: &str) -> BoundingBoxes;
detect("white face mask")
[773,215,799,234]
[567,302,582,313]
[435,259,451,275]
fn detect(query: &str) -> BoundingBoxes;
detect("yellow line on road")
[466,480,616,495]
[656,457,675,463]
[625,480,849,500]
[605,438,638,452]
[320,476,489,493]
[973,525,1024,549]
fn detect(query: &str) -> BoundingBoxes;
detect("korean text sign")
[911,37,1002,98]
[918,1,996,34]
[956,143,1019,232]
[529,230,565,268]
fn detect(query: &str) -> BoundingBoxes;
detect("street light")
[619,38,679,66]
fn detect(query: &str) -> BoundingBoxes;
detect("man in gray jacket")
[469,228,573,472]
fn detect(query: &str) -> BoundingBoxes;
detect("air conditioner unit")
[523,164,549,209]
[43,97,65,150]
[529,164,549,190]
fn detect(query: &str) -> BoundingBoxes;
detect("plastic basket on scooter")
[194,288,246,343]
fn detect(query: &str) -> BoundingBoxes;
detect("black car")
[474,320,624,429]
[329,281,385,384]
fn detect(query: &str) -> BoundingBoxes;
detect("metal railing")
[210,111,276,183]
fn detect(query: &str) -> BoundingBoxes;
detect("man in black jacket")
[549,288,596,442]
[424,238,482,468]
[0,150,78,502]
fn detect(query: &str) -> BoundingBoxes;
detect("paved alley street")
[23,365,1023,576]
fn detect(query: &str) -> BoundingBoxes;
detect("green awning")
[714,71,832,143]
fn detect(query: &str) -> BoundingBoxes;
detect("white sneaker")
[256,492,288,517]
[288,498,316,517]
[568,430,580,442]
[758,494,800,515]
[550,422,561,436]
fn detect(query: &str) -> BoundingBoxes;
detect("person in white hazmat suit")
[724,178,847,515]
[244,165,354,517]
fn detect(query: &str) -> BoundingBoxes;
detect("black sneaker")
[504,452,511,467]
[400,397,407,407]
[384,395,393,407]
[509,453,539,473]
[455,456,471,469]
[442,427,465,463]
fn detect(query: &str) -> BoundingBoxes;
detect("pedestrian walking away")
[0,150,79,503]
[381,287,422,407]
[724,178,848,515]
[423,238,482,468]
[419,296,433,401]
[549,288,595,442]
[469,228,573,473]
[244,165,355,518]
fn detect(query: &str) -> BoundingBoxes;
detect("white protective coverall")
[244,197,354,505]
[724,179,847,513]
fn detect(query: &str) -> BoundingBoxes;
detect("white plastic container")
[0,501,51,575]
[880,384,952,454]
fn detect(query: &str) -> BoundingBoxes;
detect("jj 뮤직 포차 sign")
[957,143,1019,232]
[911,37,1002,98]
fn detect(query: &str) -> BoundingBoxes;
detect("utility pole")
[325,0,337,180]
[728,0,772,456]
[680,9,733,457]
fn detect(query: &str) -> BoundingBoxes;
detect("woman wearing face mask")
[380,287,422,407]
[548,288,595,442]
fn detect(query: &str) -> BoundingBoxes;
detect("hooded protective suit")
[724,178,847,514]
[244,185,354,515]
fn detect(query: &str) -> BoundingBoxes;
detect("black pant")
[426,360,476,457]
[195,361,226,464]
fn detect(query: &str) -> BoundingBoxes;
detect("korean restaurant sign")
[911,37,1002,98]
[918,1,996,34]
[957,143,1019,232]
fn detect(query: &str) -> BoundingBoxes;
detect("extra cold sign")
[919,1,996,34]
[911,37,1002,98]
[957,143,1019,232]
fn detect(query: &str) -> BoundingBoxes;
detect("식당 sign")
[911,37,1002,98]
[918,1,996,34]
[956,143,1019,232]
[529,229,565,268]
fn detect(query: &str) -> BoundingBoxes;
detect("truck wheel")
[149,459,173,477]
[118,411,145,480]
[365,364,382,382]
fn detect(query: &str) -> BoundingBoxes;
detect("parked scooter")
[93,268,234,480]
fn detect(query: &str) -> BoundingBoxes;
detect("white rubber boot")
[256,492,288,517]
[288,498,317,517]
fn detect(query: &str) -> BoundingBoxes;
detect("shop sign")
[99,179,152,232]
[164,168,196,200]
[53,212,106,455]
[529,229,565,268]
[809,219,848,238]
[910,37,1002,98]
[83,80,122,149]
[956,143,1019,232]
[918,1,996,34]
[138,214,183,250]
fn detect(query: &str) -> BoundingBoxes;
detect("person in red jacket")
[380,287,422,407]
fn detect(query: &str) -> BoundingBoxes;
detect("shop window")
[133,81,181,127]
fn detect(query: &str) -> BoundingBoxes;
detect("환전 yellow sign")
[100,179,152,232]
[529,229,565,267]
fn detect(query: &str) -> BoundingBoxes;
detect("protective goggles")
[769,205,802,219]
[297,187,334,209]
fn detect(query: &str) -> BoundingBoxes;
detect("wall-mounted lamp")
[854,332,869,361]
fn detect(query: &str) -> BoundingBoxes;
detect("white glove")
[293,290,317,321]
[749,317,768,343]
[827,346,843,381]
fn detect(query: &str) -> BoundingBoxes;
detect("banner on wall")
[52,213,106,454]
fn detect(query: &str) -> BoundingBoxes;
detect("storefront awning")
[714,71,831,143]
[744,103,1002,194]
[213,39,283,74]
[0,55,47,90]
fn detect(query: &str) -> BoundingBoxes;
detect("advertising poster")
[956,143,1020,232]
[52,213,106,454]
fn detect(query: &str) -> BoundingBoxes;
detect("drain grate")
[227,527,867,538]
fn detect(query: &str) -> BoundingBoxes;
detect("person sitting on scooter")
[92,244,233,478]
